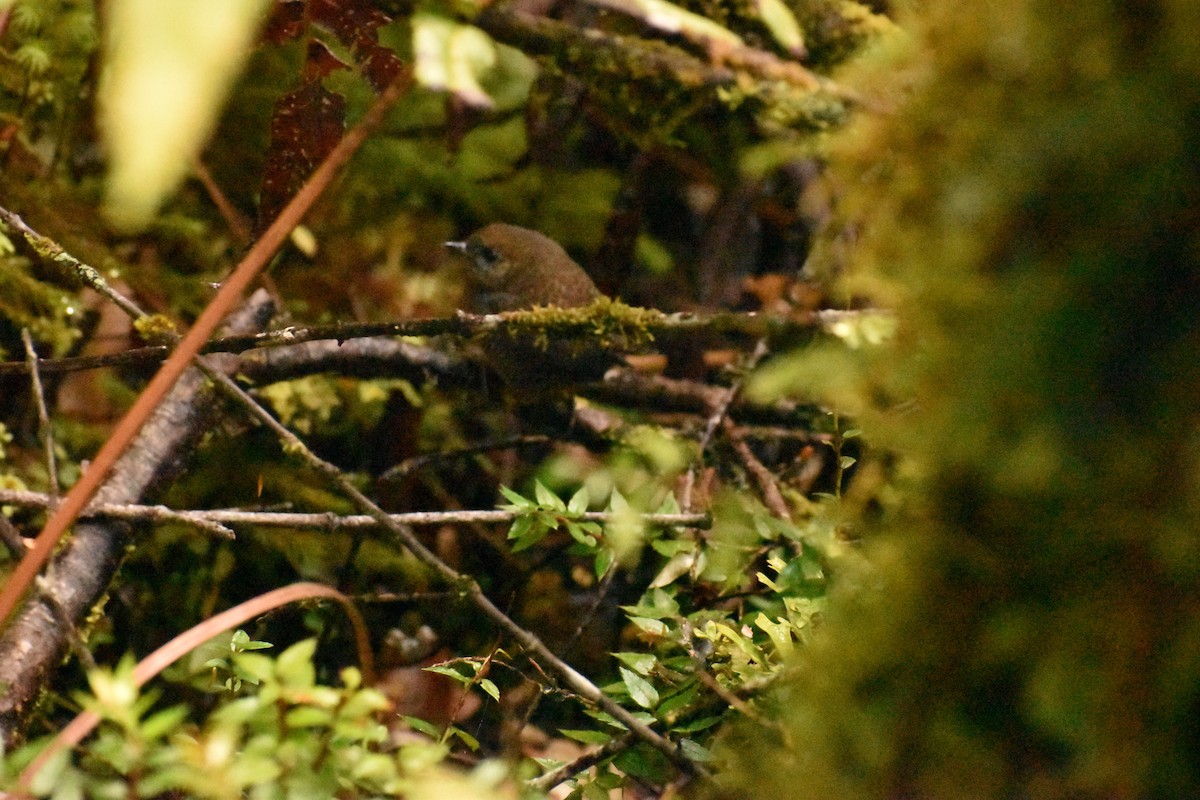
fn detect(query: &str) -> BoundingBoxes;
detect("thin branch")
[529,732,637,792]
[0,308,887,377]
[0,291,277,746]
[681,339,769,511]
[0,206,149,320]
[722,417,791,521]
[21,329,60,497]
[0,490,711,532]
[0,73,411,630]
[191,157,252,246]
[194,356,710,777]
[378,435,551,482]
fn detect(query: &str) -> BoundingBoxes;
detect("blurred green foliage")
[719,1,1200,796]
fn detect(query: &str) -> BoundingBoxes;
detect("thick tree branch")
[0,292,276,747]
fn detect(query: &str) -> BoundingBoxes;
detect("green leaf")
[139,704,187,740]
[673,715,722,733]
[840,456,857,469]
[286,706,333,728]
[499,485,531,508]
[566,521,598,547]
[535,480,566,511]
[679,738,713,762]
[754,0,805,56]
[608,487,631,514]
[568,486,589,515]
[614,743,672,783]
[594,547,614,579]
[507,514,534,541]
[842,428,863,439]
[620,666,660,709]
[424,664,471,685]
[447,725,481,750]
[510,520,549,552]
[479,678,500,702]
[657,681,701,717]
[625,616,669,637]
[274,638,317,687]
[613,652,657,676]
[560,728,613,744]
[402,715,441,738]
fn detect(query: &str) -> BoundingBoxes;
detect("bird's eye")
[475,245,501,270]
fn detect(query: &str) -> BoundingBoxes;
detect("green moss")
[132,313,179,345]
[496,296,660,352]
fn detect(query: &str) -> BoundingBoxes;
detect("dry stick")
[0,292,275,747]
[722,417,791,521]
[192,157,252,246]
[0,246,708,774]
[0,75,411,629]
[0,490,706,537]
[21,329,60,497]
[680,339,769,512]
[530,732,637,792]
[0,308,880,377]
[198,370,707,778]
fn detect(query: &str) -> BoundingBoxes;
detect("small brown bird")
[446,224,614,392]
[446,223,601,313]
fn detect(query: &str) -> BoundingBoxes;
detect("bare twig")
[0,489,711,532]
[194,363,709,777]
[21,329,60,496]
[681,339,769,512]
[0,74,411,630]
[379,435,551,482]
[0,291,277,746]
[0,308,887,377]
[722,417,791,521]
[191,157,252,246]
[529,732,637,792]
[0,207,149,320]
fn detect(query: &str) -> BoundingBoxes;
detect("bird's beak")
[444,240,468,254]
